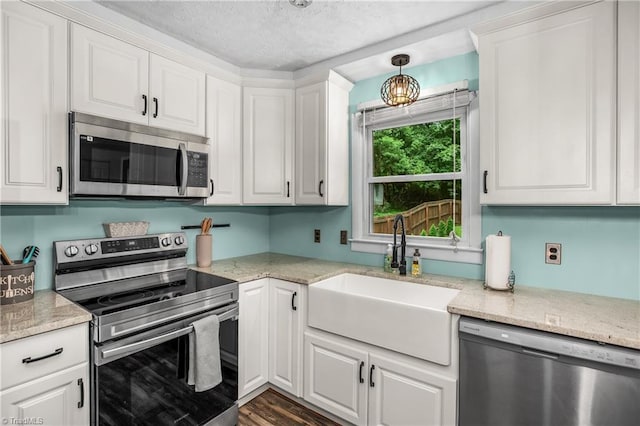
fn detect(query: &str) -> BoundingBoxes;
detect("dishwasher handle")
[522,347,559,360]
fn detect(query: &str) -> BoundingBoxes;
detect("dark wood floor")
[239,388,340,426]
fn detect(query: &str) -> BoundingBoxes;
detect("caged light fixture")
[289,0,312,8]
[380,54,420,107]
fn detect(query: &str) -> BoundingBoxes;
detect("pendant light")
[289,0,312,8]
[380,54,420,107]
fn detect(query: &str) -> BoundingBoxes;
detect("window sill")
[350,238,484,264]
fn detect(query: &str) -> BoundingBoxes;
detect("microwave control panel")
[187,151,208,188]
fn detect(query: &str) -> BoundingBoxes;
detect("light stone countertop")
[193,252,640,350]
[0,290,91,344]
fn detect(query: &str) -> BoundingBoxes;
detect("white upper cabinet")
[478,1,615,205]
[149,54,205,135]
[70,23,148,125]
[205,75,242,205]
[71,24,205,135]
[618,1,640,205]
[243,86,294,205]
[0,1,68,204]
[295,72,353,206]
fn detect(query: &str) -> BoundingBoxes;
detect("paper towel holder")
[483,270,516,292]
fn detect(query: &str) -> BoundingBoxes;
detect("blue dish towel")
[188,314,222,392]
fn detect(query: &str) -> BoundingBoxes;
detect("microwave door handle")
[178,143,188,196]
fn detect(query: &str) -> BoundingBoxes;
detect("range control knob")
[64,245,79,257]
[161,237,171,247]
[85,244,99,255]
[174,235,185,246]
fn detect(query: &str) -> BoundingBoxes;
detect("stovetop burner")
[98,289,156,306]
[70,270,236,317]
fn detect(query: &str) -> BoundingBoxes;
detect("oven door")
[92,303,238,426]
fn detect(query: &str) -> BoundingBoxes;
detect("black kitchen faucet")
[391,214,407,275]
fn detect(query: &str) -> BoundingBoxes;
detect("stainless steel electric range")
[54,232,238,426]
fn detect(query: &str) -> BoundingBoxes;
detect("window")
[351,86,482,264]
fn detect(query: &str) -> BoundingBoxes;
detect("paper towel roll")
[485,233,511,290]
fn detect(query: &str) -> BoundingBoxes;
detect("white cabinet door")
[149,54,205,136]
[243,87,294,205]
[269,279,303,397]
[0,1,68,204]
[70,23,148,125]
[304,332,368,425]
[368,353,457,426]
[479,1,615,205]
[0,363,89,426]
[205,76,242,205]
[618,1,640,205]
[295,76,351,206]
[295,82,326,205]
[238,279,269,398]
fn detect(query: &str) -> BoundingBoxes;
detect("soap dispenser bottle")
[384,244,393,272]
[411,248,421,276]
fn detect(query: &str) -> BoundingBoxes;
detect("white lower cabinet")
[269,279,305,397]
[239,278,305,399]
[304,330,457,426]
[1,364,88,426]
[368,353,456,426]
[0,323,89,425]
[304,331,368,424]
[238,278,270,398]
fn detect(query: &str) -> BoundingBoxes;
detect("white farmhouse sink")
[308,273,459,365]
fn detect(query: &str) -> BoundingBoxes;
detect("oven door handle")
[101,327,192,361]
[100,306,238,361]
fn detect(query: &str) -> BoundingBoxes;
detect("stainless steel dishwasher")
[459,317,640,426]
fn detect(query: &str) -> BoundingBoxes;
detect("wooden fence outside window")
[373,199,462,235]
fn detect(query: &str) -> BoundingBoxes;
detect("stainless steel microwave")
[70,112,210,199]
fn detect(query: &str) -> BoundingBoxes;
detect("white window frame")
[351,86,483,264]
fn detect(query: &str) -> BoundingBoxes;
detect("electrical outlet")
[314,229,321,243]
[545,243,562,265]
[340,230,348,245]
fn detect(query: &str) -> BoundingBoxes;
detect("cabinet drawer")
[1,324,88,390]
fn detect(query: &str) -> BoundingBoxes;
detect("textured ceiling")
[97,0,496,72]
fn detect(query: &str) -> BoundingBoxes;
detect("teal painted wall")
[0,201,270,290]
[2,52,638,301]
[269,52,640,301]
